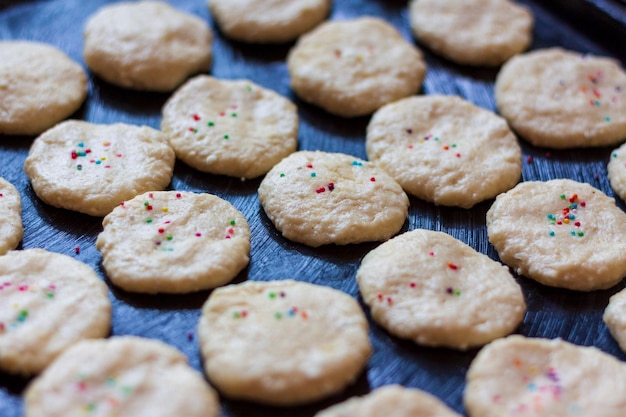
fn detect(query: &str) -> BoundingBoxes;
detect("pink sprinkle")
[195,233,202,237]
[225,235,231,239]
[149,193,154,198]
[18,285,28,291]
[386,297,393,305]
[219,111,225,116]
[116,154,123,158]
[429,251,434,256]
[228,228,234,234]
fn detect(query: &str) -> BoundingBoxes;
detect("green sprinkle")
[454,290,461,296]
[122,386,133,397]
[233,312,240,319]
[231,113,237,117]
[223,134,229,139]
[166,235,173,241]
[106,377,116,387]
[77,165,82,171]
[560,194,566,199]
[578,231,585,237]
[208,121,214,127]
[434,137,439,141]
[547,214,555,220]
[77,152,86,157]
[46,293,54,299]
[279,173,285,177]
[274,312,282,319]
[144,202,149,206]
[247,86,253,92]
[230,219,236,225]
[86,403,97,412]
[146,218,152,223]
[18,310,28,321]
[269,292,276,299]
[452,144,457,148]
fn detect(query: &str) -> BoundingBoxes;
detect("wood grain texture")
[1,1,625,416]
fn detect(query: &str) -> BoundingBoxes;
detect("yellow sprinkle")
[103,141,111,146]
[563,218,570,224]
[162,207,168,213]
[529,365,539,375]
[101,157,106,161]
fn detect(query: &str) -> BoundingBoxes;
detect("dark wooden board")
[1,1,626,416]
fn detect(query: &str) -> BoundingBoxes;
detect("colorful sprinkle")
[447,263,458,270]
[352,161,363,167]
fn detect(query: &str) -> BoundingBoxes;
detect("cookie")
[495,48,626,148]
[464,335,626,417]
[96,191,250,294]
[366,95,522,208]
[84,1,212,91]
[24,336,221,417]
[0,41,87,135]
[487,179,626,291]
[0,249,111,375]
[161,76,298,179]
[258,151,409,247]
[24,120,175,217]
[603,288,626,353]
[209,0,331,44]
[409,0,533,66]
[198,279,371,405]
[287,17,426,117]
[315,384,462,417]
[607,142,626,202]
[357,229,525,350]
[0,178,23,255]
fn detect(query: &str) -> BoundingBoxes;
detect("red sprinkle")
[569,194,578,203]
[328,183,335,191]
[195,233,202,237]
[370,177,376,182]
[429,251,434,256]
[146,205,153,211]
[409,282,416,288]
[306,164,313,169]
[580,202,586,207]
[158,228,165,234]
[448,263,458,270]
[71,151,77,160]
[377,293,383,301]
[316,187,325,194]
[193,114,201,121]
[386,297,393,305]
[75,247,80,254]
[526,156,533,163]
[176,193,182,198]
[575,221,581,227]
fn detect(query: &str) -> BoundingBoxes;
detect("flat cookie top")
[198,280,372,405]
[0,249,111,375]
[409,0,533,66]
[607,142,626,202]
[603,288,626,354]
[24,336,221,417]
[161,76,298,179]
[0,41,87,135]
[0,178,22,255]
[315,385,462,417]
[464,336,626,417]
[366,95,522,208]
[96,191,250,294]
[357,229,525,350]
[287,17,426,117]
[258,151,409,247]
[487,179,626,291]
[84,1,212,91]
[495,48,626,148]
[24,120,175,217]
[209,0,331,43]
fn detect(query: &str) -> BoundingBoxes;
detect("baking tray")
[1,1,626,416]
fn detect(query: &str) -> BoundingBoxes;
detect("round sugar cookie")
[287,17,426,117]
[495,48,626,148]
[608,142,626,202]
[96,191,250,294]
[198,280,371,405]
[161,76,298,179]
[0,178,23,255]
[356,229,525,350]
[24,120,175,217]
[0,41,87,135]
[315,385,461,417]
[258,151,409,247]
[0,249,111,375]
[486,179,626,291]
[409,0,533,66]
[84,1,212,92]
[464,335,626,417]
[209,0,331,44]
[24,336,221,417]
[603,288,626,353]
[366,95,522,208]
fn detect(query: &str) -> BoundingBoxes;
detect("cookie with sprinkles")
[0,41,87,135]
[287,17,427,117]
[96,191,250,293]
[209,0,331,44]
[0,178,22,255]
[487,179,626,291]
[161,76,298,179]
[357,229,525,350]
[495,48,626,148]
[24,120,175,217]
[409,0,533,67]
[83,1,212,91]
[464,335,626,417]
[0,249,111,375]
[366,95,522,208]
[314,384,462,417]
[603,288,626,353]
[607,142,626,202]
[198,280,371,405]
[24,336,221,417]
[258,150,409,247]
